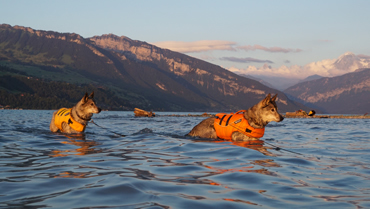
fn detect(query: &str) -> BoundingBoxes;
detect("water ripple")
[0,110,369,208]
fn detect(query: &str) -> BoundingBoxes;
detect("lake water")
[0,110,369,209]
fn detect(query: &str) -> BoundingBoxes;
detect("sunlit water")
[0,110,369,209]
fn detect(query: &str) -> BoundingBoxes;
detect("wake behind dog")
[187,93,284,141]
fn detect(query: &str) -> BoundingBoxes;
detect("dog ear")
[271,94,278,102]
[261,93,271,106]
[81,92,89,103]
[89,91,94,98]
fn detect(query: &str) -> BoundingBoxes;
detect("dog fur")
[49,92,101,133]
[187,93,284,141]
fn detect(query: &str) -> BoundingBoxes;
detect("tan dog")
[49,92,101,133]
[187,94,284,141]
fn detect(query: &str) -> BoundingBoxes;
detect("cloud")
[357,54,370,59]
[237,44,302,53]
[228,65,306,79]
[220,57,274,64]
[153,41,302,55]
[152,40,237,53]
[227,53,370,79]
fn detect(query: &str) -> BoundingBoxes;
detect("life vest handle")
[234,110,246,115]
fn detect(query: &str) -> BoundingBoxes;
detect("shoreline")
[2,109,369,119]
[283,114,370,119]
[156,113,370,119]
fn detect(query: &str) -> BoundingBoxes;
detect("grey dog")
[49,92,101,133]
[187,94,284,141]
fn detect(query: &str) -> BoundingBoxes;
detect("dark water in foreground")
[0,110,369,209]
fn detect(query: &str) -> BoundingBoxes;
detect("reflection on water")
[196,138,277,156]
[50,134,102,157]
[0,110,369,208]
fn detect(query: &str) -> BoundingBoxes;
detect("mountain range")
[241,52,370,90]
[0,24,304,112]
[284,68,370,114]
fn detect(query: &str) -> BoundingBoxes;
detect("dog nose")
[97,108,102,113]
[279,115,284,121]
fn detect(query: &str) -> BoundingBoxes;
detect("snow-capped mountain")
[303,52,370,78]
[235,52,370,90]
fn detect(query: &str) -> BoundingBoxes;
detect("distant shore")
[2,109,369,119]
[156,113,370,119]
[283,114,370,119]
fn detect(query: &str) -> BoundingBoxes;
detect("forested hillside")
[0,24,305,112]
[0,66,133,110]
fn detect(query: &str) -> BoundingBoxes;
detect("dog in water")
[187,94,284,141]
[50,92,101,133]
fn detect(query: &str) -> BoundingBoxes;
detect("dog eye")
[271,108,275,112]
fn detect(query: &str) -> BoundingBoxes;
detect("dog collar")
[69,110,87,132]
[75,110,91,121]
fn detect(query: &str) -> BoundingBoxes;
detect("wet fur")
[49,92,101,133]
[187,94,284,141]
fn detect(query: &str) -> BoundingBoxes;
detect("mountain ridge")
[297,74,324,85]
[284,68,370,114]
[0,24,304,112]
[241,52,370,90]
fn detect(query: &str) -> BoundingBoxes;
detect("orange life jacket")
[214,110,265,140]
[54,108,86,132]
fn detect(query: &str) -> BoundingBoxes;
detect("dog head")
[76,92,102,117]
[256,93,284,125]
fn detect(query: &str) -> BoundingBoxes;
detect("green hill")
[0,24,305,111]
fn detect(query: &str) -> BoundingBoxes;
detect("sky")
[1,0,370,80]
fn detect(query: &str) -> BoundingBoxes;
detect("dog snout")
[97,108,102,113]
[279,114,284,122]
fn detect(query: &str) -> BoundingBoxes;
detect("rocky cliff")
[284,68,370,114]
[89,34,288,103]
[0,24,304,111]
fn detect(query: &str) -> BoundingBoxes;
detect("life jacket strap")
[218,115,227,125]
[214,110,265,139]
[225,115,233,126]
[55,108,86,132]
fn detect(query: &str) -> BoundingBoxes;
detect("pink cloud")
[237,44,302,53]
[357,54,370,59]
[152,40,237,53]
[220,57,274,64]
[152,41,302,55]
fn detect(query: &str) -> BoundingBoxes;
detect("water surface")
[0,110,369,208]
